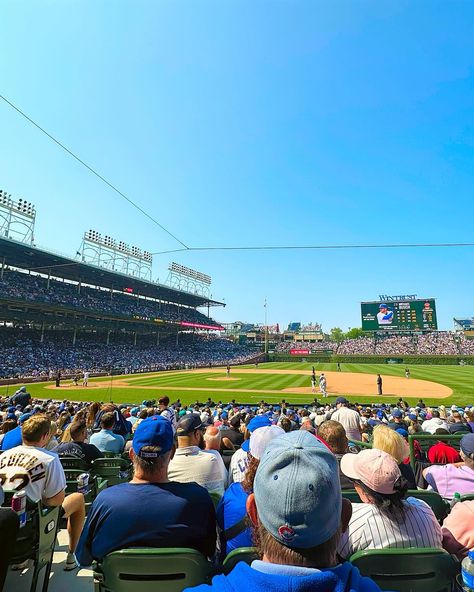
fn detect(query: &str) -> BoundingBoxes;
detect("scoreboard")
[361,299,437,331]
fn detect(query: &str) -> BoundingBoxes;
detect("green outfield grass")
[2,362,473,406]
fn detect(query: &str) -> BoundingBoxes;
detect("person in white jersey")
[330,397,363,441]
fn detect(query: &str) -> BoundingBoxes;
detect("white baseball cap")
[249,425,285,459]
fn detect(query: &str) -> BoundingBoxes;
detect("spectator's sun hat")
[176,412,203,436]
[254,430,342,549]
[460,434,474,460]
[132,416,174,458]
[249,425,285,459]
[341,448,401,494]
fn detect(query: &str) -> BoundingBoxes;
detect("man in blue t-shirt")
[89,412,125,454]
[75,415,216,565]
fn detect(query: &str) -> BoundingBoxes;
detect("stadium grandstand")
[0,193,258,380]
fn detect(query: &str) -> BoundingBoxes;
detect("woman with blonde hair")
[372,424,417,489]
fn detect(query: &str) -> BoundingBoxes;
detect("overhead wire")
[150,242,474,255]
[0,93,189,249]
[3,93,474,260]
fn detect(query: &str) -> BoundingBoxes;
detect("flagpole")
[264,298,268,356]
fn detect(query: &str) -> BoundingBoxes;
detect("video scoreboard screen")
[361,298,437,331]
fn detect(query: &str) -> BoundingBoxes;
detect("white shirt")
[228,447,249,484]
[203,449,228,488]
[421,418,449,434]
[338,497,443,559]
[377,310,393,324]
[330,407,363,441]
[0,445,66,502]
[160,408,177,434]
[168,445,225,495]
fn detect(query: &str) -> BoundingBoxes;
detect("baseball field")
[2,362,473,407]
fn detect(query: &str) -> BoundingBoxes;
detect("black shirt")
[53,441,102,467]
[220,427,244,447]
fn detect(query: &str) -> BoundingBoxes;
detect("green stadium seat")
[62,468,108,513]
[408,434,464,469]
[209,491,222,508]
[2,489,60,592]
[459,493,474,502]
[349,547,459,592]
[90,457,132,487]
[348,439,372,450]
[59,456,88,471]
[222,547,259,574]
[341,489,449,522]
[93,547,214,592]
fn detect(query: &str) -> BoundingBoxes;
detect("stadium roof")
[0,236,224,308]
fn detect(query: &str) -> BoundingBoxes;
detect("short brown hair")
[317,420,348,454]
[158,396,170,406]
[101,412,115,430]
[254,521,341,568]
[22,415,51,444]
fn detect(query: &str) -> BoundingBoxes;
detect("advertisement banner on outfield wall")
[290,349,310,355]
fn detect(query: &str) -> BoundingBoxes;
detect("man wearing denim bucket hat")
[186,431,383,591]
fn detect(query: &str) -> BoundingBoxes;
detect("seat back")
[91,457,132,486]
[59,456,88,471]
[408,434,463,469]
[94,547,213,592]
[341,489,449,523]
[350,547,459,592]
[2,490,60,592]
[222,547,258,574]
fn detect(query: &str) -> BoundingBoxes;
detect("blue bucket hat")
[254,431,341,549]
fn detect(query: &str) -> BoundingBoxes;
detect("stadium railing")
[408,434,464,470]
[2,489,60,592]
[93,547,214,592]
[349,547,459,592]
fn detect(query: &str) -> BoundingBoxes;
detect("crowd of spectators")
[312,332,474,356]
[274,340,335,352]
[0,270,221,327]
[0,330,258,378]
[1,391,474,590]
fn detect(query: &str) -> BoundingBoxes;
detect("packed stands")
[0,331,256,378]
[1,394,473,591]
[0,270,220,327]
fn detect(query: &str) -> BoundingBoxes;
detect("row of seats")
[92,545,460,592]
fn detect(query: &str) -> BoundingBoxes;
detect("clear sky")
[1,1,474,331]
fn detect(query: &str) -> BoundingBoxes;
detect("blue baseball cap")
[396,428,409,438]
[408,413,417,421]
[460,433,474,459]
[254,430,341,549]
[379,303,388,309]
[132,416,174,458]
[19,413,32,424]
[392,409,403,418]
[247,415,272,433]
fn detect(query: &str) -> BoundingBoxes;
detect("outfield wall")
[268,353,474,365]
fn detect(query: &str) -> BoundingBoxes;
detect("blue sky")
[1,1,474,331]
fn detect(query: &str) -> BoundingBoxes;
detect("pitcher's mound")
[206,377,241,382]
[283,372,451,399]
